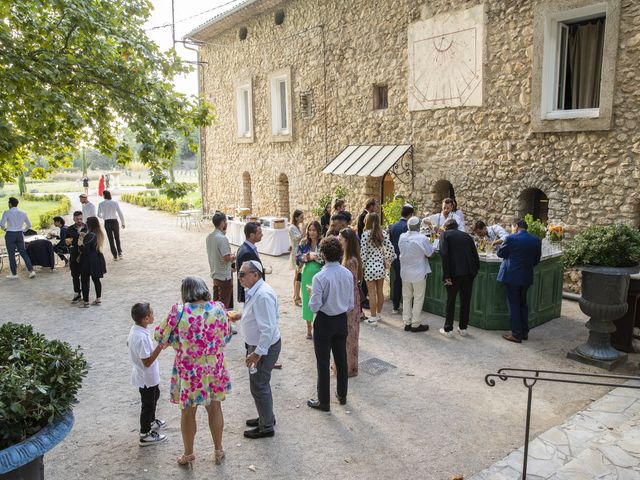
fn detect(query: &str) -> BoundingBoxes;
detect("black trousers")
[104,219,122,259]
[360,280,369,308]
[81,271,102,301]
[139,385,160,434]
[70,260,82,293]
[391,259,402,310]
[313,311,348,406]
[444,274,475,332]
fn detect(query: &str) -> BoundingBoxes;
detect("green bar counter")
[417,253,564,330]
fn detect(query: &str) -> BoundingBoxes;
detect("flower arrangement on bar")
[548,224,564,242]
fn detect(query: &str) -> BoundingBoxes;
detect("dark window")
[275,10,285,25]
[373,85,388,110]
[521,188,549,223]
[239,27,248,41]
[556,16,605,110]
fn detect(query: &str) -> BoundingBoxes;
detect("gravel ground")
[3,194,638,480]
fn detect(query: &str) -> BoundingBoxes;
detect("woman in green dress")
[296,221,323,339]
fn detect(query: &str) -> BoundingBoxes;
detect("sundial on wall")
[408,4,485,110]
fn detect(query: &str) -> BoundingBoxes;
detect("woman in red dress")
[98,174,105,197]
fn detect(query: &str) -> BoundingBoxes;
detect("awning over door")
[322,144,412,177]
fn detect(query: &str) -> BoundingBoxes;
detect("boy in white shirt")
[127,302,167,446]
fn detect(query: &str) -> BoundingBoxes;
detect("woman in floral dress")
[155,276,234,467]
[339,228,362,377]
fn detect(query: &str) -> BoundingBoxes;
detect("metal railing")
[485,368,640,479]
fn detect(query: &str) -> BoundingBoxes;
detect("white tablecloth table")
[226,220,290,256]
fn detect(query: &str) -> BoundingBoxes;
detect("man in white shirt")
[238,260,281,439]
[424,198,464,232]
[472,220,509,246]
[97,190,125,260]
[79,193,96,219]
[398,216,434,332]
[307,237,354,412]
[0,197,36,278]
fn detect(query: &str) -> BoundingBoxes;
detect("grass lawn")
[0,197,62,237]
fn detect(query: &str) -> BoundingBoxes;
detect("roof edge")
[185,0,285,42]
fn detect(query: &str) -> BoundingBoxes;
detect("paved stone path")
[2,194,639,479]
[470,380,640,479]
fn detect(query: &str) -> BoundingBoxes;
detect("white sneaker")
[151,419,167,431]
[365,316,379,325]
[457,327,468,337]
[6,274,18,279]
[439,328,453,338]
[139,430,167,446]
[392,309,400,314]
[28,271,36,278]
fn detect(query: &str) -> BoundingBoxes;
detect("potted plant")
[563,224,640,369]
[0,323,88,479]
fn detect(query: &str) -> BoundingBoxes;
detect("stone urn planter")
[567,265,640,370]
[0,411,74,480]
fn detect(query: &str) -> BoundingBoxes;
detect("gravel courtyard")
[3,195,638,480]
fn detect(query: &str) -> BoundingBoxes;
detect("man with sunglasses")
[238,260,281,439]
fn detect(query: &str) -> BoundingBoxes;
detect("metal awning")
[322,144,413,186]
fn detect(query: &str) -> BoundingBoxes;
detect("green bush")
[21,193,72,229]
[524,214,546,240]
[0,323,88,449]
[563,224,640,269]
[311,186,349,218]
[121,193,189,214]
[381,195,419,227]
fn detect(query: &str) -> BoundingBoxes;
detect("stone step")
[469,380,640,479]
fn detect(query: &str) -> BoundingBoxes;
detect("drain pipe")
[563,291,581,301]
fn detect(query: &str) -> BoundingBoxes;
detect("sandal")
[214,449,225,465]
[306,334,313,340]
[294,299,302,307]
[177,453,195,468]
[91,299,101,305]
[81,302,90,308]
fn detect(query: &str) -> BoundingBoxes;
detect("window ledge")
[236,135,254,144]
[270,132,293,143]
[544,108,600,120]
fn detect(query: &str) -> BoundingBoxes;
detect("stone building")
[188,0,639,229]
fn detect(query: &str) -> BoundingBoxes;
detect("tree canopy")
[0,0,214,183]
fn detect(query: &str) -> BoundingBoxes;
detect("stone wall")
[197,0,640,230]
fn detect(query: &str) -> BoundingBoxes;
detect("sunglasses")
[239,271,253,278]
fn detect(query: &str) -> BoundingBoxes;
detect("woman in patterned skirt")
[155,276,234,467]
[360,213,396,325]
[339,227,362,377]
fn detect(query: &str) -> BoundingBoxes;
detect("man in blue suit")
[389,203,414,313]
[497,218,542,343]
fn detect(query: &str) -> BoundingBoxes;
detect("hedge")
[22,193,72,229]
[121,193,190,214]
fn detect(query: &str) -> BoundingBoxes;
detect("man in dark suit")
[439,218,480,337]
[389,203,414,313]
[357,198,377,238]
[236,222,264,303]
[65,211,87,303]
[497,218,542,343]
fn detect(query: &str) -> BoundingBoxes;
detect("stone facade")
[191,0,640,230]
